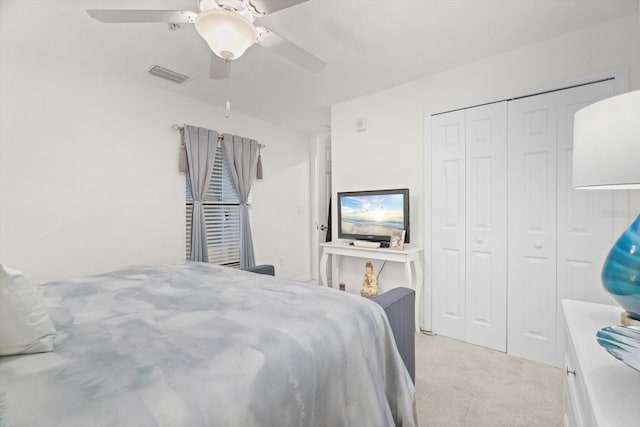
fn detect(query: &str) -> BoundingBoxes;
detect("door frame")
[310,132,331,284]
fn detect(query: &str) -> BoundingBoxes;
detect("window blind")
[186,146,243,266]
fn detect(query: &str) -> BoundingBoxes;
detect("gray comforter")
[0,263,415,427]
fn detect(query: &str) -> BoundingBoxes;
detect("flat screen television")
[337,188,410,244]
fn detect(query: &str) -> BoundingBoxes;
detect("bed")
[0,263,415,426]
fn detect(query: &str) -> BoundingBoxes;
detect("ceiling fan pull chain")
[225,60,232,118]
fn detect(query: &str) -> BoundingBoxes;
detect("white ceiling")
[2,0,638,134]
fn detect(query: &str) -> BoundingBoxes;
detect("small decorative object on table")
[360,261,378,298]
[596,325,640,373]
[389,230,405,250]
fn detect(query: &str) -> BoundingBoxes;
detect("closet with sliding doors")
[430,77,628,366]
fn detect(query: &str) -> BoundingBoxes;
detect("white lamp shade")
[573,89,640,189]
[195,9,257,60]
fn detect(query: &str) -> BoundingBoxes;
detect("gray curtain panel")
[185,125,219,262]
[222,134,258,268]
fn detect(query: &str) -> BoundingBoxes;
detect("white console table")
[320,242,423,331]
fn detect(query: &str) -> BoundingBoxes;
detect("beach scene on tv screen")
[340,194,404,236]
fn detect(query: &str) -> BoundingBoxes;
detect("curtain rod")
[172,124,265,148]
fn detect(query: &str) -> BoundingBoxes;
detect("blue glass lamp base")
[602,214,640,321]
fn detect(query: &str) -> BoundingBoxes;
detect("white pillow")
[0,264,56,356]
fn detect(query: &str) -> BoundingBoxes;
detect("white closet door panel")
[432,110,466,340]
[508,92,558,365]
[466,250,496,335]
[465,102,507,352]
[442,247,464,319]
[556,80,616,305]
[444,160,463,226]
[555,79,620,364]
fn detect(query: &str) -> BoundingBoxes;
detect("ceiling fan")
[87,0,326,80]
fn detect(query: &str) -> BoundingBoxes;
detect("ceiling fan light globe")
[195,9,257,60]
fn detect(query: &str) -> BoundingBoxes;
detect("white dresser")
[562,299,640,426]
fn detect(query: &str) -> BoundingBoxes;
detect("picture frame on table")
[389,230,406,250]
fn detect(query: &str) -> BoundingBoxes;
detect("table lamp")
[573,89,640,323]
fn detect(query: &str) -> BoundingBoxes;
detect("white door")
[556,80,616,304]
[555,80,621,363]
[465,102,508,352]
[507,92,558,366]
[431,110,466,340]
[311,134,331,284]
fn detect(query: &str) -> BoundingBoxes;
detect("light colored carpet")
[414,334,563,427]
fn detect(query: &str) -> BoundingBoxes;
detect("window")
[186,146,243,266]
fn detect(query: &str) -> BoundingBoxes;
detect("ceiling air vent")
[148,65,190,84]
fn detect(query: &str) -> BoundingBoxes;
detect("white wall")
[0,45,312,284]
[331,14,640,329]
[330,83,425,296]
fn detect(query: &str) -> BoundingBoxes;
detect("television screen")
[337,188,410,243]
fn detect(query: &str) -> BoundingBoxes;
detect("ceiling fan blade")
[256,27,326,73]
[86,10,197,24]
[248,0,309,15]
[209,54,230,80]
